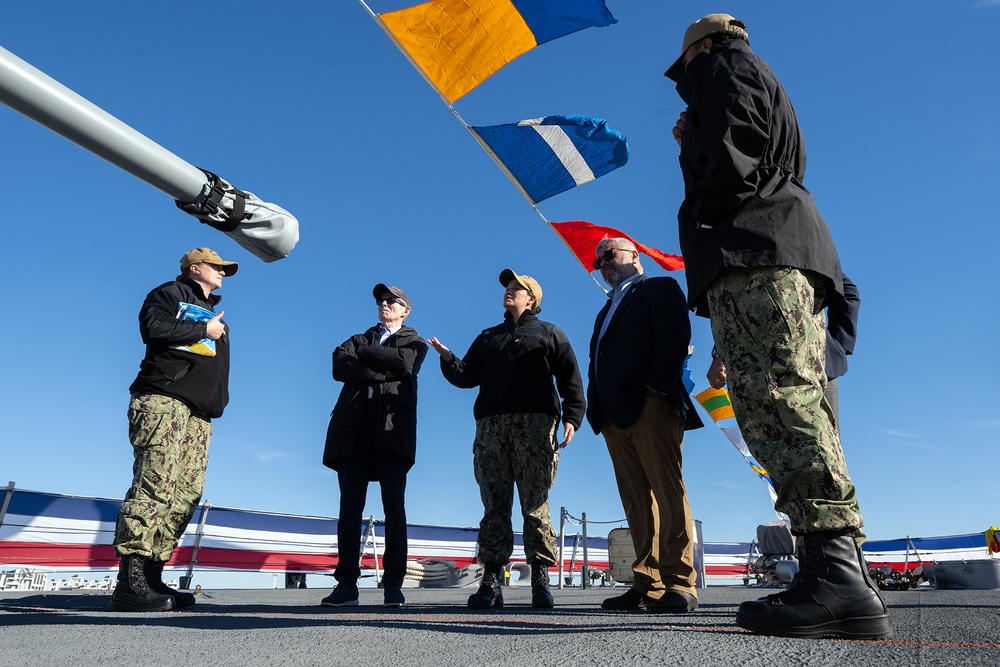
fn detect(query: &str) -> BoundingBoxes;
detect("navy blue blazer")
[586,274,703,434]
[825,274,860,380]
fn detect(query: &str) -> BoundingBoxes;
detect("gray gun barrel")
[0,45,206,202]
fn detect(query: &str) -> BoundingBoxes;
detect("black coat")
[439,311,586,429]
[128,276,230,419]
[587,275,703,434]
[671,38,843,317]
[322,324,427,472]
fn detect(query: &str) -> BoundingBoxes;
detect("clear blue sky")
[1,0,998,566]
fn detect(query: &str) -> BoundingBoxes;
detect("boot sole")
[736,611,893,639]
[531,592,555,609]
[173,596,196,609]
[108,598,176,613]
[467,595,504,610]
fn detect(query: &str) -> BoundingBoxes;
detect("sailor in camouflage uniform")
[666,14,889,638]
[428,269,585,610]
[109,248,236,612]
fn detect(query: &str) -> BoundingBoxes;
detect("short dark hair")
[704,23,749,48]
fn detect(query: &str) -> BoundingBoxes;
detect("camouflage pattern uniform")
[111,259,231,585]
[473,413,560,566]
[114,393,212,561]
[706,267,863,535]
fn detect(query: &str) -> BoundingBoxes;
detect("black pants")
[334,428,409,590]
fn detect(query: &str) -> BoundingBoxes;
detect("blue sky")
[1,0,998,580]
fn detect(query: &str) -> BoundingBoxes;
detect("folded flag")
[173,302,218,357]
[470,115,628,204]
[379,0,617,103]
[551,220,685,272]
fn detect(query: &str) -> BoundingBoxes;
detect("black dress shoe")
[648,590,698,613]
[383,587,405,608]
[601,587,655,610]
[320,584,359,607]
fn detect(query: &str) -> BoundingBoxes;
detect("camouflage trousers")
[113,393,212,561]
[473,413,559,565]
[706,267,863,536]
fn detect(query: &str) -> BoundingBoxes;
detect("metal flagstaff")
[456,104,607,291]
[357,0,455,108]
[357,0,607,290]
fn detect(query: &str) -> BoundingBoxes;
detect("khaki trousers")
[602,396,695,597]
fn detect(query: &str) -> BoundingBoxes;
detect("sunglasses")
[376,296,407,308]
[593,247,628,270]
[200,263,227,274]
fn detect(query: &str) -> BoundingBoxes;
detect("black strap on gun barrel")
[175,169,249,232]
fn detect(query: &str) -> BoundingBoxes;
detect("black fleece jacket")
[440,310,586,429]
[128,276,230,419]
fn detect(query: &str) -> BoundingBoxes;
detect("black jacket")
[323,324,427,472]
[128,276,230,419]
[439,311,586,429]
[671,38,843,317]
[587,275,703,434]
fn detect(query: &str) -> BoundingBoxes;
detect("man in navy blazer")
[587,237,703,613]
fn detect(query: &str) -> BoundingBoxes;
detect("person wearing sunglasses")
[587,237,704,614]
[427,269,585,611]
[321,283,428,609]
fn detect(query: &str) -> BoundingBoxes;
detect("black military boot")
[108,555,176,612]
[145,559,196,609]
[530,562,554,609]
[736,531,892,639]
[467,562,504,609]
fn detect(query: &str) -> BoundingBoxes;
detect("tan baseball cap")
[499,268,542,309]
[664,13,748,81]
[180,247,239,276]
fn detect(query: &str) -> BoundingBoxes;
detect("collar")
[179,275,221,306]
[503,310,538,326]
[610,272,643,298]
[675,38,749,104]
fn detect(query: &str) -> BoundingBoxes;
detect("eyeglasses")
[376,296,407,308]
[201,263,227,274]
[593,247,629,270]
